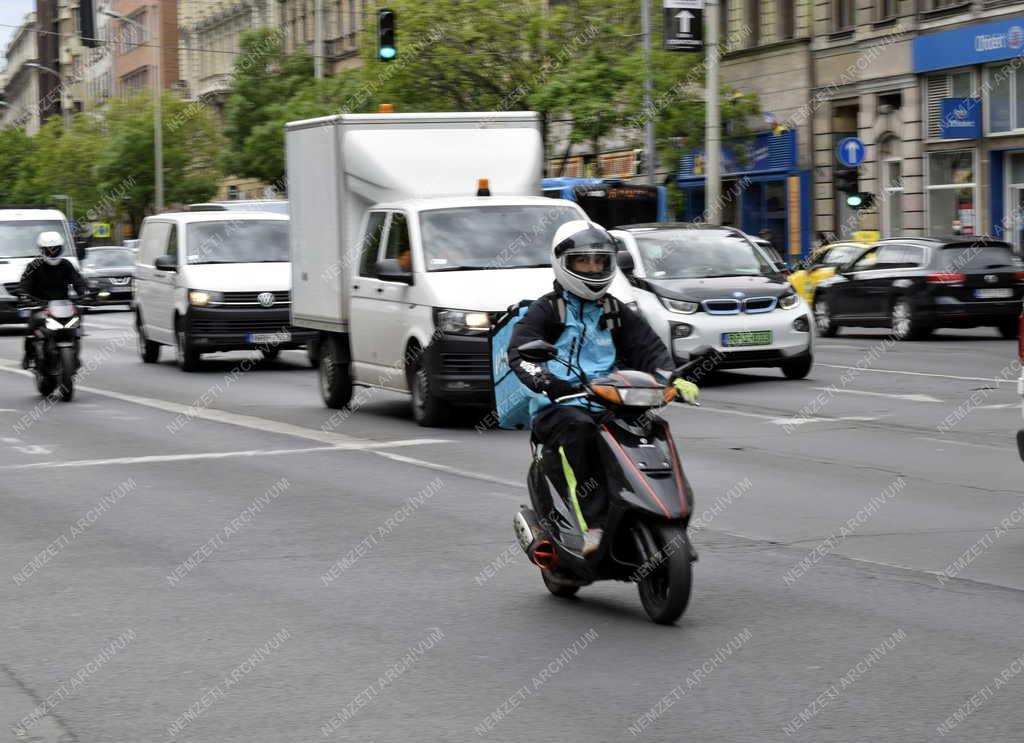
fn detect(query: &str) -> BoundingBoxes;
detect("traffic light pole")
[705,0,721,225]
[314,0,323,78]
[641,0,656,186]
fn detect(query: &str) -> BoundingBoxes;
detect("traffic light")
[846,192,875,209]
[835,168,874,210]
[378,9,396,61]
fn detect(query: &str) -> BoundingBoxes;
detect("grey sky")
[1,0,36,68]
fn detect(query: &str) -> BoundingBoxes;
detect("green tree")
[97,92,225,232]
[0,127,37,205]
[222,28,315,181]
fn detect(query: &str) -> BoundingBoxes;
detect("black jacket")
[508,285,674,396]
[19,259,90,302]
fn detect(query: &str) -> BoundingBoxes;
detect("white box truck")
[286,111,634,426]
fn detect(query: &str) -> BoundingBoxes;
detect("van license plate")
[249,332,291,345]
[974,288,1012,299]
[722,331,772,346]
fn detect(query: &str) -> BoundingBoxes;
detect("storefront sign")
[940,98,982,139]
[679,130,797,178]
[914,18,1024,73]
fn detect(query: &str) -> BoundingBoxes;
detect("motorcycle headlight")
[188,290,222,307]
[659,296,699,314]
[66,316,80,329]
[45,317,63,330]
[778,292,800,310]
[434,308,491,335]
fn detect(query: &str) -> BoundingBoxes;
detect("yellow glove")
[673,378,700,405]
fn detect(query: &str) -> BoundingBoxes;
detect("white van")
[133,211,315,371]
[0,208,78,324]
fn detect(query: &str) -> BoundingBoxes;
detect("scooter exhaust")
[514,508,559,570]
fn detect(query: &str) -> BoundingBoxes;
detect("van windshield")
[0,220,70,259]
[186,220,289,264]
[419,205,581,271]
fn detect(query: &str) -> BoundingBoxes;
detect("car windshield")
[84,249,134,268]
[419,205,581,271]
[185,220,289,264]
[633,230,776,279]
[0,220,69,259]
[940,245,1021,271]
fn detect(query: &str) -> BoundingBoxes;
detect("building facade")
[1,13,42,134]
[110,0,179,95]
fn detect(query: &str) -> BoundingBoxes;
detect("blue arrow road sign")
[836,137,865,168]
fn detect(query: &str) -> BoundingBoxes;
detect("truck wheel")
[136,311,160,363]
[410,354,449,427]
[306,339,320,368]
[319,335,353,409]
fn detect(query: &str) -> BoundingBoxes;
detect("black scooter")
[513,341,710,625]
[21,299,83,402]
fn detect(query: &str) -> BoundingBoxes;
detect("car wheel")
[813,296,838,337]
[782,354,813,380]
[891,298,931,340]
[175,318,200,372]
[997,320,1018,339]
[136,311,160,363]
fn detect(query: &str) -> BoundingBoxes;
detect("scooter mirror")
[517,340,558,362]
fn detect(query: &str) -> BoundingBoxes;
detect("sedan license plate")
[249,332,291,345]
[973,288,1012,299]
[722,330,772,347]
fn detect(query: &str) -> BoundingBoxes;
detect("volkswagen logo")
[984,274,999,284]
[257,292,276,308]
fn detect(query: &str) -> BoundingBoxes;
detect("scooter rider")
[508,220,699,557]
[19,231,91,369]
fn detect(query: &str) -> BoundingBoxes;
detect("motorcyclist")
[508,220,699,557]
[19,231,91,369]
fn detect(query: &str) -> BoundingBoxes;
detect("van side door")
[349,211,389,381]
[137,220,173,344]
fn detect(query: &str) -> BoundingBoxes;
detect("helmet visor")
[41,243,62,259]
[563,248,614,282]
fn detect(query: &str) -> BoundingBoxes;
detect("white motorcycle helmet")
[551,220,617,301]
[37,231,65,266]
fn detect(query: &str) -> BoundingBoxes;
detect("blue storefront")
[914,16,1024,252]
[675,129,812,262]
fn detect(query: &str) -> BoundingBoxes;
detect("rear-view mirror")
[154,255,177,271]
[616,251,635,274]
[375,258,413,284]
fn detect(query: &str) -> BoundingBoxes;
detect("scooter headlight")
[45,317,64,330]
[619,387,670,407]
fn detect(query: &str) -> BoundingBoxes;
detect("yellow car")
[789,242,868,302]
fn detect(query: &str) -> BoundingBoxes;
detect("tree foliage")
[0,127,37,205]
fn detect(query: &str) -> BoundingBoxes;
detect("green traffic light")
[846,193,863,208]
[379,47,396,60]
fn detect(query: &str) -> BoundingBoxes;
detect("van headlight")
[778,292,800,310]
[188,290,222,307]
[659,296,699,314]
[434,308,492,335]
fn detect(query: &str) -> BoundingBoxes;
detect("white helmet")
[37,231,65,266]
[551,220,617,301]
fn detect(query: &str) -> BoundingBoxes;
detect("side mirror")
[616,251,635,274]
[375,258,413,284]
[154,255,177,272]
[517,340,558,362]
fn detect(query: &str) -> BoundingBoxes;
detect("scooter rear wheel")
[541,570,579,598]
[636,523,692,625]
[36,373,56,397]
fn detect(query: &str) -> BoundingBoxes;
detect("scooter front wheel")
[636,523,692,625]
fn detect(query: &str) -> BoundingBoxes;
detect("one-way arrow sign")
[664,0,704,52]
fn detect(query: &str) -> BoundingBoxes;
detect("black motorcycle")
[21,299,83,402]
[513,341,709,625]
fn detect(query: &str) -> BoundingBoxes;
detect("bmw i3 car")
[611,224,814,379]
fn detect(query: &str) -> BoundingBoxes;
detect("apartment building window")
[746,0,761,47]
[924,70,974,139]
[927,151,976,235]
[834,0,854,31]
[985,65,1024,134]
[777,0,795,40]
[880,137,904,237]
[921,0,961,9]
[877,0,898,21]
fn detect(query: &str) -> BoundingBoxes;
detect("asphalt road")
[1,309,1023,742]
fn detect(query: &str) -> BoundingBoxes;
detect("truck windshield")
[186,220,290,264]
[419,205,580,271]
[0,220,69,259]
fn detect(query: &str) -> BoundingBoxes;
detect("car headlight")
[778,292,800,310]
[188,290,222,307]
[45,317,63,330]
[434,308,491,335]
[659,296,699,314]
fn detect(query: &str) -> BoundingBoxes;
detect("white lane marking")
[976,403,1017,410]
[0,439,448,471]
[83,321,128,330]
[811,387,943,403]
[914,436,1014,452]
[817,363,1016,385]
[373,450,524,490]
[690,404,877,425]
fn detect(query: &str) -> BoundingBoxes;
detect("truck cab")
[0,208,78,324]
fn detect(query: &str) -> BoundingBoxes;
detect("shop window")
[984,65,1024,134]
[833,0,855,31]
[925,70,974,139]
[926,151,976,236]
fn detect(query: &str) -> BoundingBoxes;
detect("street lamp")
[51,193,74,229]
[103,6,163,213]
[25,62,71,130]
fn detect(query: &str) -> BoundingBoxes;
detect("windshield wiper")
[430,265,484,272]
[699,273,762,278]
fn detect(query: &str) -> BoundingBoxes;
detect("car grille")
[94,276,132,287]
[702,297,778,314]
[190,317,298,335]
[440,352,491,375]
[212,291,291,306]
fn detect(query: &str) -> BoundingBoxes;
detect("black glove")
[542,376,582,401]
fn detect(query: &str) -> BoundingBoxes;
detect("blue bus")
[542,177,668,227]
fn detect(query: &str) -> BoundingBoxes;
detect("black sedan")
[813,237,1023,340]
[81,245,136,308]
